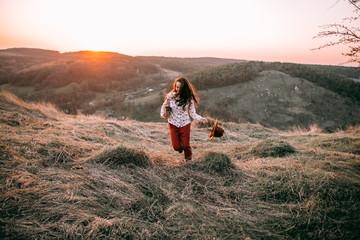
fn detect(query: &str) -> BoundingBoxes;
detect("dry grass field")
[1,91,359,239]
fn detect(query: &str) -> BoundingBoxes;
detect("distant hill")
[124,61,360,131]
[187,61,360,103]
[0,48,60,85]
[0,48,158,90]
[183,61,360,131]
[0,47,60,56]
[196,70,360,131]
[137,56,245,73]
[1,91,359,239]
[0,48,244,89]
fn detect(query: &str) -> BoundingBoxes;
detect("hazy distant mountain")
[136,56,245,73]
[0,48,156,89]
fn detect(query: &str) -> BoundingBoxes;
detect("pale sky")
[0,0,357,65]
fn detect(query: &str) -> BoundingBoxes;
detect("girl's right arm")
[160,100,167,117]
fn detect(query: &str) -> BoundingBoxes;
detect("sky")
[0,0,357,65]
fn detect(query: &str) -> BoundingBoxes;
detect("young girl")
[161,77,208,161]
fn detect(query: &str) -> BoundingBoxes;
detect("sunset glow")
[0,0,356,65]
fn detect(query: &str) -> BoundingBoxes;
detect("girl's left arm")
[188,100,203,121]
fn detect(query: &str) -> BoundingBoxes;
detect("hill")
[195,70,360,131]
[0,48,60,85]
[188,61,360,103]
[0,48,158,90]
[136,56,245,73]
[181,61,360,131]
[1,48,360,131]
[1,91,359,239]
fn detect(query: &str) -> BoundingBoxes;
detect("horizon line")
[0,46,355,67]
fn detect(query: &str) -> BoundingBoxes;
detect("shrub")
[90,145,151,168]
[251,139,295,157]
[193,152,234,176]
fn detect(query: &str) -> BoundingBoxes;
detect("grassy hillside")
[195,70,360,131]
[0,48,60,85]
[187,61,360,104]
[1,91,359,239]
[3,50,158,90]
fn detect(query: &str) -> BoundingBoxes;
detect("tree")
[313,0,360,65]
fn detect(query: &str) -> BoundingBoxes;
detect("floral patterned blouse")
[160,92,203,128]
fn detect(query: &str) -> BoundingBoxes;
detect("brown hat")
[209,120,224,140]
[161,105,172,119]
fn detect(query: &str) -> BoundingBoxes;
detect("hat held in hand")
[209,120,224,140]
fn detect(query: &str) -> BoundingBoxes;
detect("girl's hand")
[200,118,208,124]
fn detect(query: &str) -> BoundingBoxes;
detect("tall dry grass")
[1,92,359,239]
[0,91,65,120]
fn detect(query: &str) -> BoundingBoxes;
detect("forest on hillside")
[308,64,360,79]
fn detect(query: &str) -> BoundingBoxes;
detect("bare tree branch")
[313,0,360,65]
[347,0,360,11]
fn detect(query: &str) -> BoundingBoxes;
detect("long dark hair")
[166,77,199,110]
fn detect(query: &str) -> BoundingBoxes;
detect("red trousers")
[168,123,192,160]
